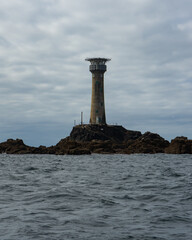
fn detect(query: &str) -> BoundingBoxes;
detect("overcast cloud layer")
[0,0,192,146]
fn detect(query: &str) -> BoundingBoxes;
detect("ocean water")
[0,154,192,240]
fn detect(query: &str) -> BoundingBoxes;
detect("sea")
[0,154,192,240]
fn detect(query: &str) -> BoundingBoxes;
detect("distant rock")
[165,136,192,154]
[0,139,34,154]
[70,124,142,142]
[69,125,169,154]
[0,139,50,154]
[52,137,91,155]
[123,131,170,154]
[1,125,191,155]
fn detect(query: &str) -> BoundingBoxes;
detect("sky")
[0,0,192,147]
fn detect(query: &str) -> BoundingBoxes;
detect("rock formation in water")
[0,139,49,154]
[0,125,191,154]
[0,139,33,154]
[70,124,142,142]
[68,125,169,154]
[165,136,192,154]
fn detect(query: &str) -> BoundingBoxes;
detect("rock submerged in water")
[0,125,191,154]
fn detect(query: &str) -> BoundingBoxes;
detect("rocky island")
[0,124,191,155]
[1,58,191,155]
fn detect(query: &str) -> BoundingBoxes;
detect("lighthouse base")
[69,124,142,143]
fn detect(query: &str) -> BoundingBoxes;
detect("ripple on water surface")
[0,154,192,240]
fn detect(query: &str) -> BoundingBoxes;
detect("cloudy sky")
[0,0,192,146]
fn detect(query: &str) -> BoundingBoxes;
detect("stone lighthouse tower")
[85,58,111,124]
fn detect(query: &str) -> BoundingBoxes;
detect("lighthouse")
[85,58,111,124]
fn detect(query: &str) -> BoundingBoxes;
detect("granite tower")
[85,58,111,124]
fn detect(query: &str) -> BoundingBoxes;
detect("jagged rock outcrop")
[0,139,34,154]
[1,125,191,155]
[69,125,169,154]
[53,137,91,155]
[165,137,192,154]
[70,124,141,142]
[123,131,170,154]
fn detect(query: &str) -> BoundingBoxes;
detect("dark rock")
[165,136,192,154]
[68,126,169,154]
[32,145,48,154]
[124,130,142,141]
[1,125,191,155]
[70,124,141,142]
[66,148,91,155]
[124,131,170,154]
[0,139,34,154]
[87,140,115,154]
[54,137,91,155]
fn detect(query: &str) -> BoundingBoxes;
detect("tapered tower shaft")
[85,58,110,124]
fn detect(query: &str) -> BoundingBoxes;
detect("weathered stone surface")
[66,148,91,155]
[0,139,55,154]
[86,140,115,154]
[69,126,170,154]
[0,139,34,154]
[123,132,170,154]
[1,125,191,155]
[32,145,49,154]
[70,124,141,142]
[54,137,91,155]
[165,137,192,154]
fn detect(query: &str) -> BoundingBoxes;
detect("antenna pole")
[81,112,83,125]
